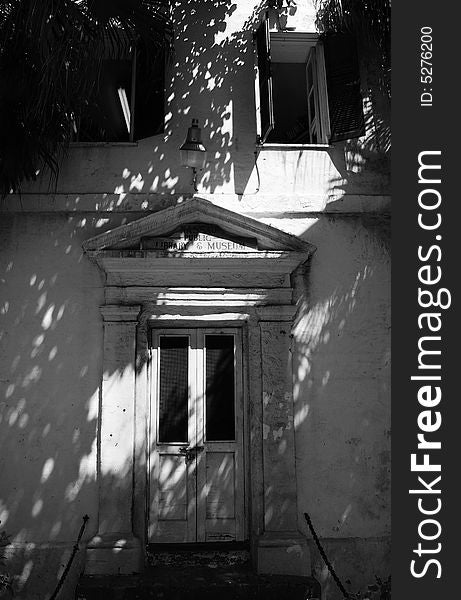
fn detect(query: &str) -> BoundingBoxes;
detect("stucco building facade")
[0,2,390,598]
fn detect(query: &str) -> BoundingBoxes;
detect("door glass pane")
[158,336,189,443]
[205,335,235,441]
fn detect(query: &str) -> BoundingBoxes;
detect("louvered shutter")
[255,15,274,143]
[324,33,364,142]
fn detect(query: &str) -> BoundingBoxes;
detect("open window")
[255,16,364,145]
[74,41,165,143]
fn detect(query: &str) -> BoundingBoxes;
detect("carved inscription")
[141,224,257,253]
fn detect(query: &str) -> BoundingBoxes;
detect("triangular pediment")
[82,197,315,254]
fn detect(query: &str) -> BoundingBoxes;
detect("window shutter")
[255,15,274,143]
[324,33,364,142]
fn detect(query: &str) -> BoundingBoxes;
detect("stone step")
[76,568,321,600]
[146,542,251,569]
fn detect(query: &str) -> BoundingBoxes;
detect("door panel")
[158,453,188,520]
[150,447,197,542]
[201,330,244,542]
[149,328,245,544]
[149,330,197,542]
[204,452,237,541]
[205,452,235,519]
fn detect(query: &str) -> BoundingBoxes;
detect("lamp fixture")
[179,118,207,191]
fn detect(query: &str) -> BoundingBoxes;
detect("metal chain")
[49,515,89,600]
[304,512,351,599]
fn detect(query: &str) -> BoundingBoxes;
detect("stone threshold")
[146,541,251,569]
[76,567,321,600]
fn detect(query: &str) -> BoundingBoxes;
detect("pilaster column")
[256,307,310,576]
[85,305,142,575]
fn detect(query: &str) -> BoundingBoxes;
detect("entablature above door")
[82,197,315,292]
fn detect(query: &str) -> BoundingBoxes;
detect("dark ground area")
[76,566,320,600]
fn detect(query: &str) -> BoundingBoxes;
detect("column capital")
[100,305,141,322]
[256,305,297,322]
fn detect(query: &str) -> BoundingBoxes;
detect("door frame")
[83,199,314,576]
[147,325,249,544]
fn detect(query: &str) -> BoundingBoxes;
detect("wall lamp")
[179,118,207,192]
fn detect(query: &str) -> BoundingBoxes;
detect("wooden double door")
[148,328,245,543]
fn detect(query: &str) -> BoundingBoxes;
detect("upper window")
[255,17,364,145]
[73,42,165,143]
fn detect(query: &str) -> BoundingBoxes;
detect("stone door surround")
[82,197,315,576]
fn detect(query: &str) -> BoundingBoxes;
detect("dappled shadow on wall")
[0,207,390,595]
[291,216,390,596]
[0,214,147,595]
[22,0,265,202]
[0,210,254,593]
[323,75,391,205]
[165,0,261,196]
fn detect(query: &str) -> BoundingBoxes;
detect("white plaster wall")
[256,214,391,538]
[293,216,391,598]
[253,212,391,596]
[0,215,107,598]
[0,211,390,598]
[12,0,389,207]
